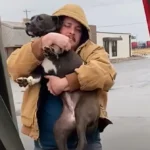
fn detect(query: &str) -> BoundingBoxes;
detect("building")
[1,19,31,57]
[97,31,132,59]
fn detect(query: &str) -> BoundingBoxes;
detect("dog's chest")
[41,58,57,74]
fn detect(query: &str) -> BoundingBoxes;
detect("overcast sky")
[0,0,149,41]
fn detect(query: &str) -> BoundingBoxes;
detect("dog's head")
[25,14,61,37]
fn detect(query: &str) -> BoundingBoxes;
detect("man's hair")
[58,16,89,47]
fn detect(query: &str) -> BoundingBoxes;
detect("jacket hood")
[52,4,91,39]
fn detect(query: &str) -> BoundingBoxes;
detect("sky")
[0,0,149,41]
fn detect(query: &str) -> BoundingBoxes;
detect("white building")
[97,31,132,59]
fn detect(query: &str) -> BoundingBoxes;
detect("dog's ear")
[52,16,62,30]
[51,16,59,24]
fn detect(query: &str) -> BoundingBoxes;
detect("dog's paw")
[43,46,55,57]
[16,77,30,92]
[16,76,41,90]
[16,77,29,87]
[16,76,39,91]
[43,46,50,57]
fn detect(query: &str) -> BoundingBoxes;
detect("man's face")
[60,17,82,50]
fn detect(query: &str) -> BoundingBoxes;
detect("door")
[111,40,117,57]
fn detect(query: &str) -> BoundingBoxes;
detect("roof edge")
[1,22,25,29]
[97,31,131,35]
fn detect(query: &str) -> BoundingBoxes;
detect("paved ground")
[10,57,150,150]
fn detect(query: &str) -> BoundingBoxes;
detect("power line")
[97,21,146,28]
[90,0,141,8]
[85,0,141,13]
[23,9,31,19]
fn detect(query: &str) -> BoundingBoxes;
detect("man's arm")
[65,42,117,92]
[7,38,43,81]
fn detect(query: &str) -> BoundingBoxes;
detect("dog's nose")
[25,22,30,26]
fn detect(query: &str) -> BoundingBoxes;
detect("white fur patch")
[42,58,57,74]
[64,92,75,123]
[27,76,41,85]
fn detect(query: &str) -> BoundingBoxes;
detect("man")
[7,4,116,150]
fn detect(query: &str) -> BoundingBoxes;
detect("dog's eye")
[31,16,34,21]
[37,16,43,21]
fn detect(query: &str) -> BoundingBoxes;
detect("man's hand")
[42,33,72,51]
[44,75,70,95]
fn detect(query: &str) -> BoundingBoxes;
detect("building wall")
[1,25,14,48]
[89,25,97,44]
[97,32,131,59]
[1,25,31,48]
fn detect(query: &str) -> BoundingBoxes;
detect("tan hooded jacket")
[7,4,117,140]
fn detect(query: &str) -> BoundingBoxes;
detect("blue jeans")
[34,141,102,150]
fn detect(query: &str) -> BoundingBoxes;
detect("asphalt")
[10,57,150,150]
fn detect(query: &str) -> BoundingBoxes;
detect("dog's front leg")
[16,74,41,91]
[15,65,43,91]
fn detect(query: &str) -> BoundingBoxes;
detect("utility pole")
[23,9,31,19]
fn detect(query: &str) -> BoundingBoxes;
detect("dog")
[16,14,100,150]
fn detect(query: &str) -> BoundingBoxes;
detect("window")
[112,41,117,57]
[103,40,109,54]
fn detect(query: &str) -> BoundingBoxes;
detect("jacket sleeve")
[66,42,117,92]
[7,38,43,81]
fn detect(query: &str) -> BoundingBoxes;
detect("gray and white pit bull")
[16,14,100,150]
